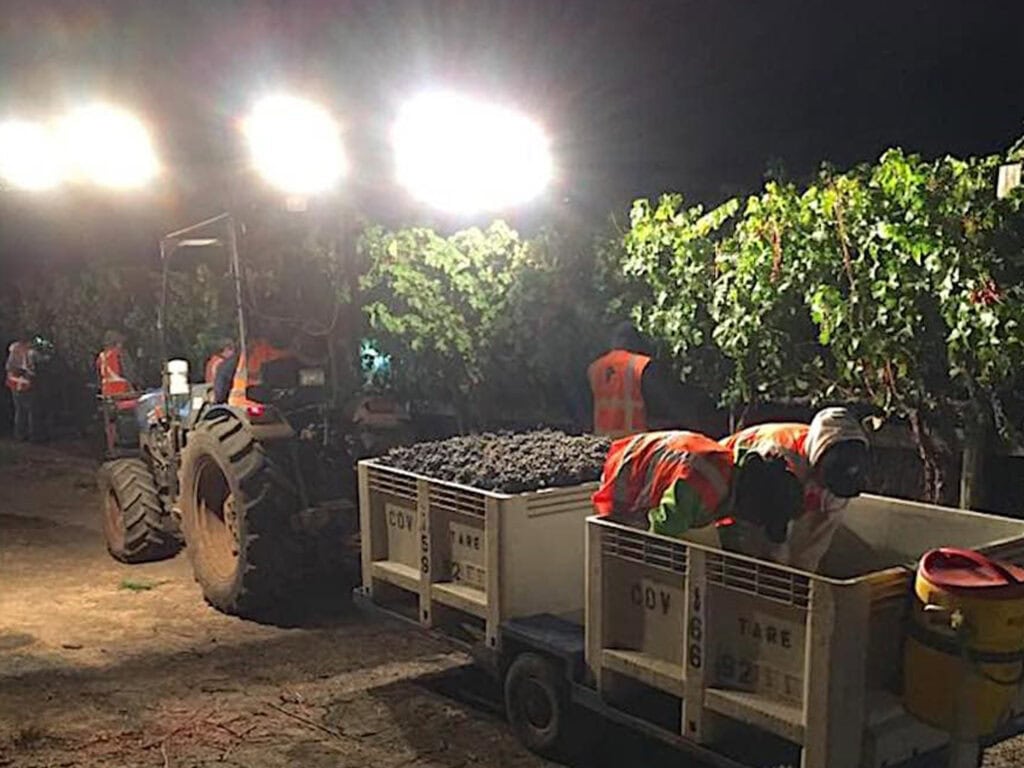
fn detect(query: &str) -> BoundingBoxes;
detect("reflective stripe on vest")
[721,423,812,482]
[721,423,833,517]
[588,350,650,439]
[228,351,253,407]
[97,347,130,396]
[205,353,226,385]
[594,431,733,524]
[609,433,649,510]
[6,373,31,392]
[228,341,292,407]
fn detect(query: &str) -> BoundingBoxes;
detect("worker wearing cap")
[593,430,803,548]
[5,335,37,441]
[721,407,871,570]
[586,321,715,439]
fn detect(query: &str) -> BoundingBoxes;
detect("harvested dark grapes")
[379,430,611,493]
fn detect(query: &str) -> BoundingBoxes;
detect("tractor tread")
[99,458,181,564]
[179,415,311,619]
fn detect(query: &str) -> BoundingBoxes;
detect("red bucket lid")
[919,548,1024,598]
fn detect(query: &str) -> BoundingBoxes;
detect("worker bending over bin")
[721,406,870,571]
[593,430,803,551]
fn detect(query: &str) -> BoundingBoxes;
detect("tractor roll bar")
[157,212,248,399]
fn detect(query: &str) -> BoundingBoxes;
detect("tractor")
[97,212,412,618]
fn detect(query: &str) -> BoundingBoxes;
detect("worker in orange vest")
[5,336,37,440]
[585,322,715,439]
[204,338,236,385]
[96,330,139,397]
[593,430,803,546]
[721,407,870,570]
[225,337,295,407]
[212,317,305,407]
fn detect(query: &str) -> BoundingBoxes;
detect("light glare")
[0,120,67,191]
[61,105,160,189]
[244,95,345,195]
[393,92,553,213]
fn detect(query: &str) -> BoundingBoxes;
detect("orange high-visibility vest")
[593,431,733,525]
[228,340,293,407]
[5,341,32,393]
[205,352,227,385]
[5,341,33,393]
[721,423,811,480]
[722,421,855,570]
[721,422,830,515]
[96,346,131,396]
[588,349,651,438]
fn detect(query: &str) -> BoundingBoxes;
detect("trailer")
[357,466,1024,767]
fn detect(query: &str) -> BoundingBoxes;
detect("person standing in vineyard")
[593,430,803,549]
[721,407,870,570]
[585,321,712,439]
[5,335,37,441]
[96,330,143,449]
[96,330,139,396]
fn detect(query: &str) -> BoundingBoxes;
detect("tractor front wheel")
[98,458,180,564]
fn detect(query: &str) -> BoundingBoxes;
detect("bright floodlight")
[393,92,553,213]
[243,95,346,195]
[61,105,160,189]
[0,120,66,191]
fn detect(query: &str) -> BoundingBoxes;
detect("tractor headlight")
[299,368,326,387]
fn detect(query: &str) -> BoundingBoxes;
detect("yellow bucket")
[904,547,1024,737]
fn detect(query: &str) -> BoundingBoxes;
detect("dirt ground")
[2,439,1023,768]
[0,440,685,768]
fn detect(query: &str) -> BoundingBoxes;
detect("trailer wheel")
[178,413,303,619]
[98,458,180,563]
[504,653,573,758]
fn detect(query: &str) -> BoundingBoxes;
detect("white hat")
[806,407,869,467]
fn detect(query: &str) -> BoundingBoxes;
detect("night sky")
[1,1,1023,267]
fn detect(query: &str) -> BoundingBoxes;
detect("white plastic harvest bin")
[358,459,597,649]
[585,494,1024,768]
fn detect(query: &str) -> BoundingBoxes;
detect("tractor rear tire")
[178,412,304,619]
[99,458,180,563]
